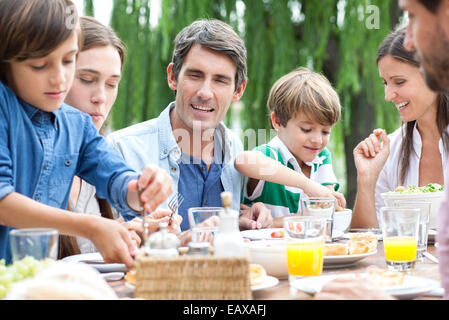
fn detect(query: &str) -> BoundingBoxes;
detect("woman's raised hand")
[353,129,390,182]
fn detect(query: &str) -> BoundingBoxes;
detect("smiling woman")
[351,26,449,229]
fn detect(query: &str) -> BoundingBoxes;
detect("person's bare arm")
[0,192,136,268]
[235,151,345,207]
[351,129,390,228]
[351,177,380,228]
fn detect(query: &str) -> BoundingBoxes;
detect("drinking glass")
[188,207,223,245]
[301,197,336,242]
[9,228,58,262]
[393,200,431,261]
[380,207,420,271]
[284,216,327,284]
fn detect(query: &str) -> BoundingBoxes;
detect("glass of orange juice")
[284,216,327,284]
[393,200,431,261]
[380,207,420,271]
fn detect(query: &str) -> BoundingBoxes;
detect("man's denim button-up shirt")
[107,102,243,221]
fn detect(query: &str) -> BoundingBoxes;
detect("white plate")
[343,231,383,241]
[62,252,128,273]
[343,229,436,243]
[324,250,377,269]
[125,282,135,290]
[241,228,343,241]
[251,276,279,291]
[241,228,284,240]
[291,273,440,299]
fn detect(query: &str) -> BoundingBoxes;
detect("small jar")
[145,222,180,257]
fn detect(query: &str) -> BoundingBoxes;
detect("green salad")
[392,183,444,194]
[0,256,54,299]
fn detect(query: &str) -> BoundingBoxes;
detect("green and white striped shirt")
[242,136,339,218]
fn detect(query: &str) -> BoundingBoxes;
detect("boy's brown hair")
[0,0,81,84]
[268,67,341,127]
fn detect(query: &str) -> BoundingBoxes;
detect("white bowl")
[244,240,288,279]
[333,209,352,233]
[380,191,444,229]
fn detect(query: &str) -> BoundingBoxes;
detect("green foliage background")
[83,0,404,207]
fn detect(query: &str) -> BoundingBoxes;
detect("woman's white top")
[68,180,102,253]
[375,123,448,223]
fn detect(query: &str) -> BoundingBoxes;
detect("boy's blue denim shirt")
[0,81,139,264]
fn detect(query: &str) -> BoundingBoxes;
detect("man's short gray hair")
[171,19,247,91]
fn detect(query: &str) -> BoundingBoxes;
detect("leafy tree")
[83,0,94,16]
[88,0,404,207]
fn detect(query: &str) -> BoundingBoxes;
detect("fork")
[136,173,150,246]
[168,192,184,225]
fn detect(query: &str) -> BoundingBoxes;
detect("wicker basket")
[134,255,252,300]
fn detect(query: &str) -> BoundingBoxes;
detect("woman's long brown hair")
[376,27,449,186]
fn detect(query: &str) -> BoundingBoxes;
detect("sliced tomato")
[271,230,284,238]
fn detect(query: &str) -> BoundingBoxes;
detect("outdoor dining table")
[108,241,442,300]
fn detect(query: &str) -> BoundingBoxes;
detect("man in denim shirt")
[108,19,273,236]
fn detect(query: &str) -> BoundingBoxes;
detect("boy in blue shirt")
[0,0,173,267]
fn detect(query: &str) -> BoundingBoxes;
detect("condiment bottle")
[145,222,180,257]
[213,192,246,257]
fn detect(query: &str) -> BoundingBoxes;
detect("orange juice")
[383,236,417,261]
[286,241,324,276]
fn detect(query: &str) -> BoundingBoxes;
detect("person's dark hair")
[417,0,443,13]
[80,16,126,71]
[171,19,247,91]
[377,27,449,185]
[0,0,81,84]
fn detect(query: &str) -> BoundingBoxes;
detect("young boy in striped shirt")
[235,67,346,228]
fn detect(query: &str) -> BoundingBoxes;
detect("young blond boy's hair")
[268,67,341,127]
